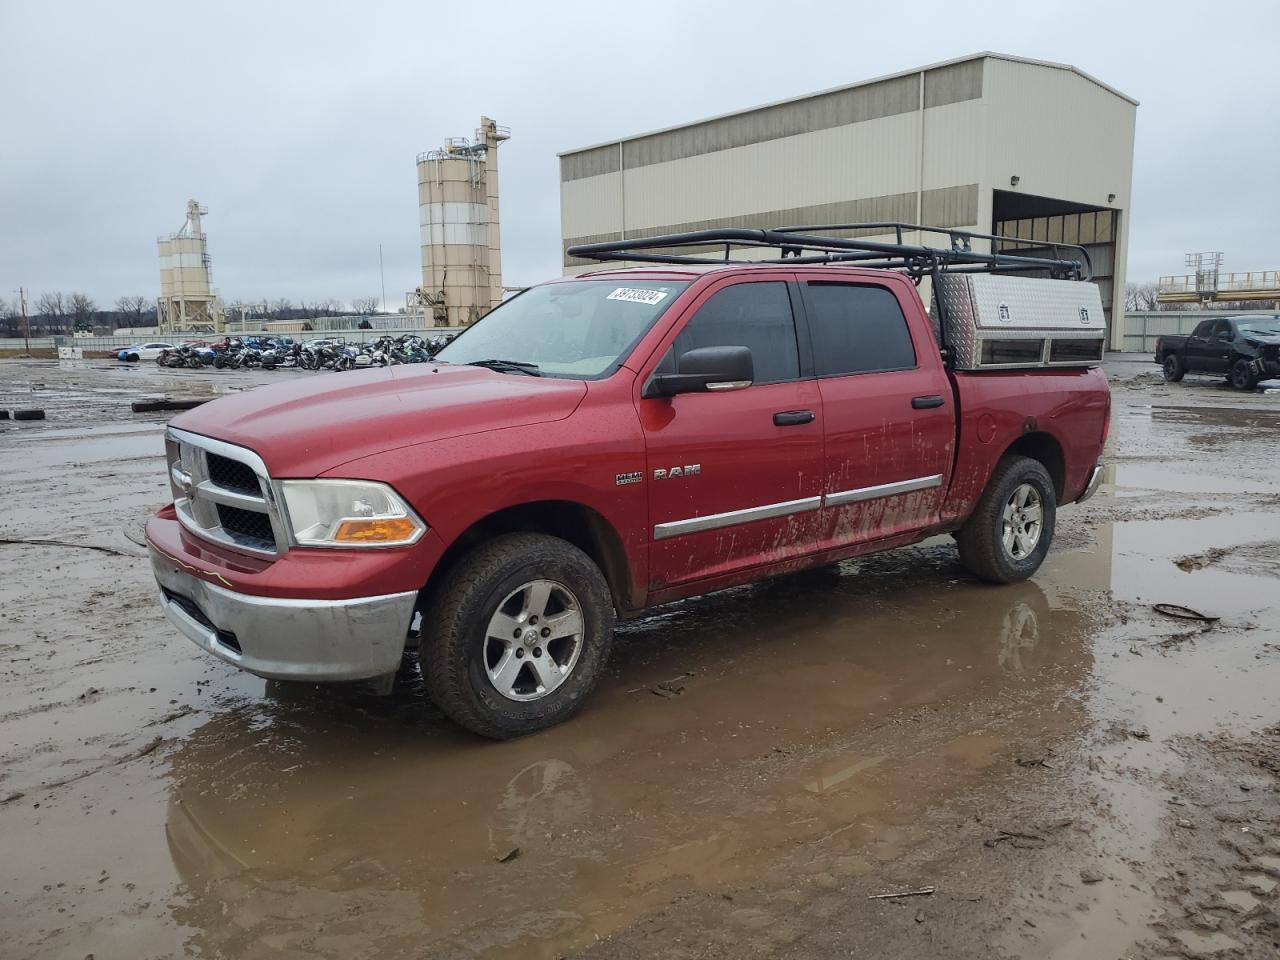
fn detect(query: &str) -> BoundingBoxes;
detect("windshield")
[434,279,690,378]
[1237,320,1280,336]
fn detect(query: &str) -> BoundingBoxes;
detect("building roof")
[559,52,1138,157]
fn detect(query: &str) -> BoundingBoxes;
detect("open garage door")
[992,190,1118,329]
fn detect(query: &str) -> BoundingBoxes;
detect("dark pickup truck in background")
[1156,315,1280,390]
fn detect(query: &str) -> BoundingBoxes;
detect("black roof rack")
[567,222,1092,282]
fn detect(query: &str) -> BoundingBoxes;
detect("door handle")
[912,395,945,409]
[773,409,815,426]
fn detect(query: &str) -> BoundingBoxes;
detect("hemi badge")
[616,471,643,486]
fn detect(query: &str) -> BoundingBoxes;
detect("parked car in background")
[118,341,177,362]
[1155,316,1280,390]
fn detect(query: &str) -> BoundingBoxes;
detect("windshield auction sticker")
[607,288,669,305]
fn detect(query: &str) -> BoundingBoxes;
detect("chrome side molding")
[652,474,945,540]
[823,474,942,508]
[653,496,821,541]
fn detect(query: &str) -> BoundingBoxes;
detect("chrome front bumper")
[149,547,417,682]
[1077,462,1105,504]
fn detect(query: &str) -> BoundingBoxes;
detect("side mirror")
[644,346,754,398]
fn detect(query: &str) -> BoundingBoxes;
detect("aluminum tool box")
[931,274,1106,371]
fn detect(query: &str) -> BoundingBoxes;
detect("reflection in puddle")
[164,569,1093,958]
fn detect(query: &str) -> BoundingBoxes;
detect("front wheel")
[956,455,1057,584]
[420,533,615,739]
[1162,354,1185,382]
[1231,358,1259,391]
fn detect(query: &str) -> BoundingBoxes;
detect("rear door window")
[1191,320,1214,338]
[803,282,917,376]
[672,281,800,384]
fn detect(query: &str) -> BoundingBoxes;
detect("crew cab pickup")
[1155,315,1280,390]
[145,225,1110,738]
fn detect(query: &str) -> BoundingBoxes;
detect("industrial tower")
[157,200,220,332]
[413,117,510,326]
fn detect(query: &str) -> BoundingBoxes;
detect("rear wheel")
[956,455,1057,584]
[1231,358,1259,391]
[420,533,614,739]
[1162,354,1184,382]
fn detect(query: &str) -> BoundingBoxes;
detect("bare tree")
[115,295,151,327]
[68,292,98,332]
[1124,282,1162,312]
[270,298,293,320]
[35,291,66,334]
[351,296,380,315]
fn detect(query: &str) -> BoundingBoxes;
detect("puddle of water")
[140,571,1093,958]
[1175,929,1243,953]
[1218,888,1260,911]
[0,430,163,468]
[6,422,162,441]
[1239,871,1278,893]
[1115,463,1279,495]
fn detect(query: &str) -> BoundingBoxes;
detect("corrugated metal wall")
[558,53,1136,343]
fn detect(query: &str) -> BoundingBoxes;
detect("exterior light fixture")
[1107,193,1116,204]
[1010,175,1020,187]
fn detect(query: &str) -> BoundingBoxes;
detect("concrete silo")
[157,200,220,332]
[415,117,509,326]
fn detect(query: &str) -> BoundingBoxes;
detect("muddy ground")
[1,358,1279,960]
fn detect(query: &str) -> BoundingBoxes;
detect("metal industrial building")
[559,53,1136,348]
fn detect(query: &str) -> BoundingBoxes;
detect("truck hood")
[170,363,588,477]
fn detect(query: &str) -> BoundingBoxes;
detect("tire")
[420,533,615,739]
[127,353,140,363]
[956,455,1057,584]
[1231,358,1259,391]
[1162,354,1184,382]
[213,355,225,369]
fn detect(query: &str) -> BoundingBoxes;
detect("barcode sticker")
[607,288,668,306]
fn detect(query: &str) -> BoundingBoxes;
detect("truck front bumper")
[1249,356,1280,380]
[149,546,418,682]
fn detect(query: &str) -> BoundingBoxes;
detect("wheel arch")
[421,500,636,619]
[1000,431,1065,502]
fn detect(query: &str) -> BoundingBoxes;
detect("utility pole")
[378,243,387,314]
[18,287,30,355]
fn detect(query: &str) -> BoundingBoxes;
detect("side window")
[804,282,917,376]
[1192,320,1214,338]
[673,282,799,384]
[1213,320,1233,338]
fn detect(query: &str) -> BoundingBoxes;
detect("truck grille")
[216,505,277,550]
[206,453,261,497]
[166,428,285,556]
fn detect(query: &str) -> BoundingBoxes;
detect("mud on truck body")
[146,223,1110,738]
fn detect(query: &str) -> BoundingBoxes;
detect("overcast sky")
[2,0,1276,310]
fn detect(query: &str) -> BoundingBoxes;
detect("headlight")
[279,480,426,548]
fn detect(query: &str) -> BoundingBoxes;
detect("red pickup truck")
[146,226,1110,738]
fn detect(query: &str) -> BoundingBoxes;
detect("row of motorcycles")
[150,334,456,372]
